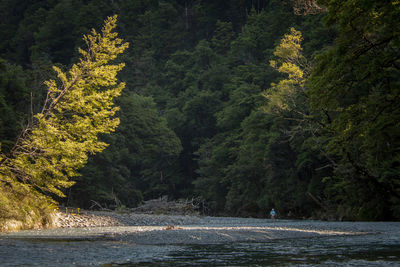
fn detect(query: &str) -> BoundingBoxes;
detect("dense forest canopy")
[0,0,399,226]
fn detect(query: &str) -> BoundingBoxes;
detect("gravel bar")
[2,212,399,245]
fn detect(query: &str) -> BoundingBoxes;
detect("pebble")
[5,212,400,246]
[55,210,203,228]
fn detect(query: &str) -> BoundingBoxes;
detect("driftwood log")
[131,196,206,215]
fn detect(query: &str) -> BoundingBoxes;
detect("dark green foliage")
[308,0,400,220]
[194,5,324,218]
[211,20,236,54]
[70,93,182,208]
[0,58,29,152]
[0,0,398,221]
[31,0,113,65]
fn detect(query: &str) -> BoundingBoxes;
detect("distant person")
[270,208,276,220]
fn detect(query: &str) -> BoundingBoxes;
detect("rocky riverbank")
[3,204,400,265]
[55,197,205,228]
[6,213,399,246]
[8,203,399,246]
[2,217,399,266]
[55,209,205,228]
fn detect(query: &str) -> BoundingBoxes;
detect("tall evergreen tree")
[0,15,128,230]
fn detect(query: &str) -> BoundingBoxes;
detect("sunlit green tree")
[0,15,128,230]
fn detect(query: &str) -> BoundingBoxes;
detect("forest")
[0,0,399,229]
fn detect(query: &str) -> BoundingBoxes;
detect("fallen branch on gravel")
[131,196,206,215]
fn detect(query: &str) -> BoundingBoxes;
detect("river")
[0,219,399,266]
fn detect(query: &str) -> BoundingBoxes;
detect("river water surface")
[1,220,399,266]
